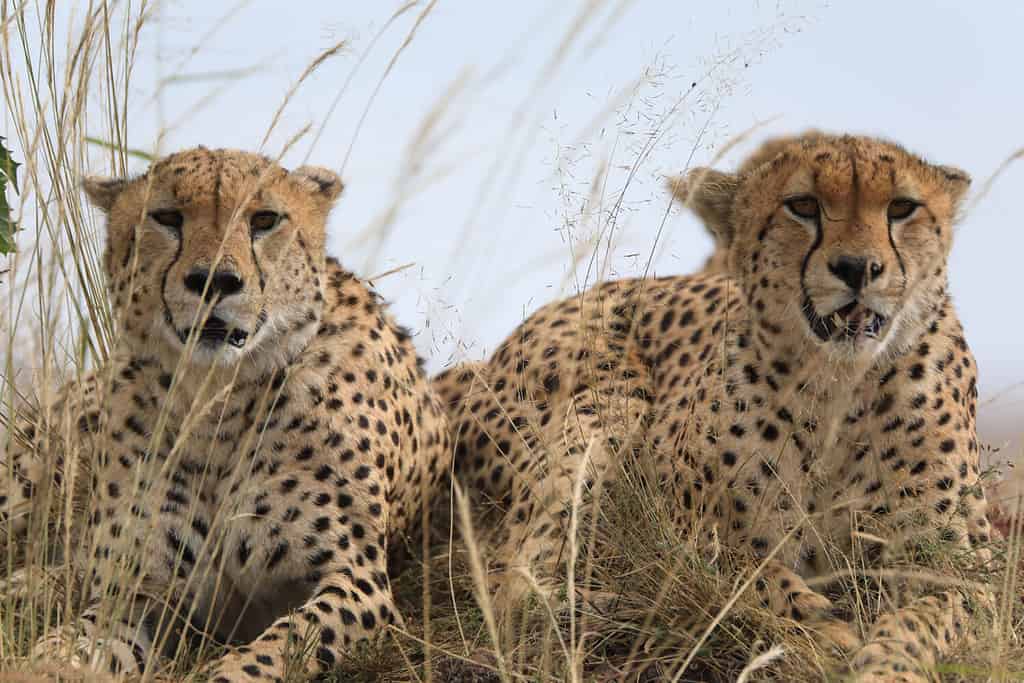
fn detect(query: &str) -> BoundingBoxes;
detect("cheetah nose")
[827,255,883,291]
[183,268,245,300]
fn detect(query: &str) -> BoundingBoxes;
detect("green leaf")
[0,137,18,255]
[0,136,20,194]
[84,136,154,162]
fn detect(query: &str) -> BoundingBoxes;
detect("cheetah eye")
[250,211,282,236]
[783,196,820,220]
[149,209,184,233]
[887,198,919,221]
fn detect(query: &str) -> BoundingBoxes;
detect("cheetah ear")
[291,166,344,205]
[667,167,740,247]
[936,165,971,210]
[82,175,129,213]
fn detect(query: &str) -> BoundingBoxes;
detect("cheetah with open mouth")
[434,132,992,682]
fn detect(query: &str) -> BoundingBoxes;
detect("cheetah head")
[674,132,970,361]
[84,147,343,370]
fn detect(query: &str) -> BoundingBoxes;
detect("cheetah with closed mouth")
[0,147,450,679]
[434,132,992,681]
[674,130,829,275]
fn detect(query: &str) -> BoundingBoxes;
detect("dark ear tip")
[935,165,971,209]
[82,175,126,212]
[686,167,738,197]
[665,174,689,202]
[292,166,344,203]
[939,165,971,186]
[310,175,343,195]
[666,167,721,205]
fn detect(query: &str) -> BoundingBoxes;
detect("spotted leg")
[0,378,98,541]
[753,561,862,656]
[30,461,215,675]
[848,591,975,683]
[848,529,993,682]
[0,423,49,540]
[207,468,403,680]
[206,568,402,681]
[485,347,654,608]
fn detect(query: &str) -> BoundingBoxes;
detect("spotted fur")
[1,148,450,679]
[435,133,990,682]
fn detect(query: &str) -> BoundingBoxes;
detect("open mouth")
[179,315,249,349]
[802,296,887,343]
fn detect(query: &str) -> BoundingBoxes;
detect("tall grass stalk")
[1,3,1021,682]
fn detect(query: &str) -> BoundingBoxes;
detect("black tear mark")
[799,212,824,287]
[887,217,907,281]
[798,211,825,334]
[159,228,185,336]
[250,234,267,292]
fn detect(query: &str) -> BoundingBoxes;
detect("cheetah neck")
[106,332,313,444]
[728,318,889,459]
[728,291,946,464]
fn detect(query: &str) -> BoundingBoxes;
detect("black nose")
[828,256,883,291]
[183,268,244,299]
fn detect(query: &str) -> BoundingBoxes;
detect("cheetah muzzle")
[802,296,887,343]
[172,311,266,349]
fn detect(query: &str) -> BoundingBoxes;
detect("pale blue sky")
[23,1,1024,449]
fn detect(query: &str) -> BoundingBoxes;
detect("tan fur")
[4,148,450,679]
[437,133,989,682]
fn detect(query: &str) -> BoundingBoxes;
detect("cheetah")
[434,133,992,681]
[0,148,450,679]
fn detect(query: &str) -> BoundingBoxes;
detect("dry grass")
[1,2,1023,682]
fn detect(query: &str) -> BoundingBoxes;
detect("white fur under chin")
[150,309,319,378]
[870,281,939,367]
[235,309,320,376]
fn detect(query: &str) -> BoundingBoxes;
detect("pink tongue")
[846,306,867,328]
[832,304,870,334]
